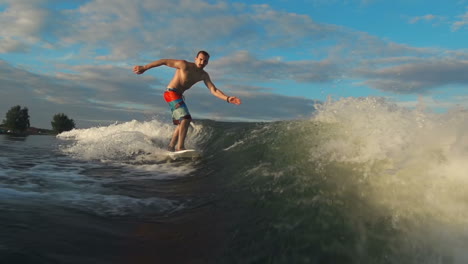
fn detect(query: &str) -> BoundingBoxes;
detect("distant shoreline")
[0,126,56,136]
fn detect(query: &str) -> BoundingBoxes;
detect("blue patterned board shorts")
[164,89,192,125]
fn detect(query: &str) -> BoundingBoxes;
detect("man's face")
[195,54,209,69]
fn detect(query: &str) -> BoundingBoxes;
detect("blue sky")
[1,0,468,128]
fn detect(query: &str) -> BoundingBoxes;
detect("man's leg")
[168,125,180,151]
[176,119,191,151]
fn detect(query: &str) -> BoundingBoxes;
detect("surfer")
[133,51,242,151]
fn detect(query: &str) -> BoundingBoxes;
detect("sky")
[1,0,468,129]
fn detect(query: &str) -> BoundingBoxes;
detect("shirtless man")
[133,51,242,151]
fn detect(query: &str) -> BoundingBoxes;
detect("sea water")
[1,97,467,263]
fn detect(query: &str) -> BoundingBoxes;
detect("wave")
[57,96,468,262]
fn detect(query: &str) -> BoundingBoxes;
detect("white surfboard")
[168,149,201,160]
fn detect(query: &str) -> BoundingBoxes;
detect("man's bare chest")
[178,69,204,85]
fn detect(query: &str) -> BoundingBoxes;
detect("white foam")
[223,140,245,151]
[57,120,204,172]
[311,97,468,240]
[312,97,468,173]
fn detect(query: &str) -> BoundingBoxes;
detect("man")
[133,51,242,151]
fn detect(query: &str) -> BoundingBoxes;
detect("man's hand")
[228,96,242,105]
[133,65,146,74]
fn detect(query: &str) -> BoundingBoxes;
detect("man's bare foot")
[167,146,175,152]
[175,147,186,152]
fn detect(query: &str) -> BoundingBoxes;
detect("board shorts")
[164,88,192,125]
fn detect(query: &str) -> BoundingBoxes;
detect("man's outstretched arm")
[133,59,185,74]
[204,74,242,105]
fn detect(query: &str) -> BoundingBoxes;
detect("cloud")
[0,59,162,127]
[394,95,468,112]
[59,0,252,60]
[0,0,67,52]
[0,0,344,60]
[409,9,468,32]
[409,14,440,24]
[452,11,468,31]
[55,64,162,102]
[211,50,341,83]
[355,59,468,93]
[0,37,30,53]
[186,83,318,122]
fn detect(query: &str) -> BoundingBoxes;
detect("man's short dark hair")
[197,50,210,58]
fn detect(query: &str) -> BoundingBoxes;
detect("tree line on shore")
[0,105,76,135]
